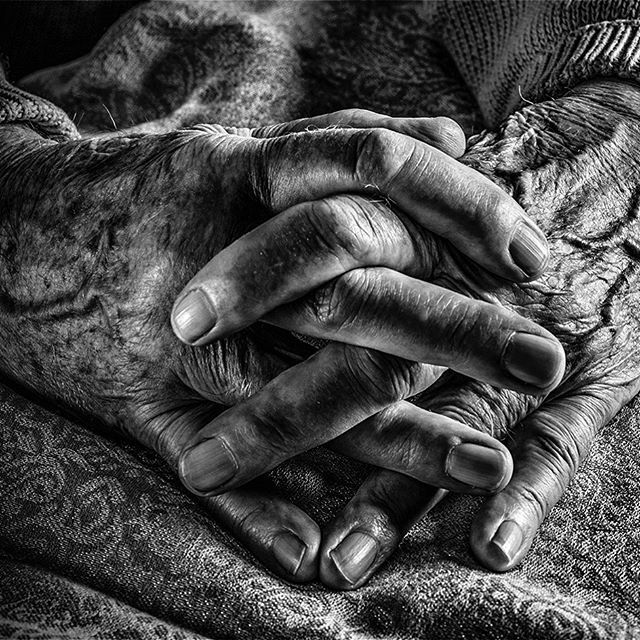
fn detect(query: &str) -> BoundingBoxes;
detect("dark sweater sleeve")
[429,0,640,126]
[0,59,78,141]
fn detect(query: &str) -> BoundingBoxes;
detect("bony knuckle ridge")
[356,128,403,184]
[308,279,345,329]
[244,409,300,460]
[306,199,374,263]
[347,348,422,405]
[307,270,372,331]
[524,416,583,477]
[233,502,272,538]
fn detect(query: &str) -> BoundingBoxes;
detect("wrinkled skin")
[0,110,553,582]
[165,79,640,587]
[313,80,640,587]
[0,79,638,588]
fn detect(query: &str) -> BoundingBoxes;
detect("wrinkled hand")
[312,80,640,587]
[175,80,640,588]
[0,109,555,582]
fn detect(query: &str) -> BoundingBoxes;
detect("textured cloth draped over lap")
[0,2,639,638]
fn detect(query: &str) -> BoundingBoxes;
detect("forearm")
[429,0,640,126]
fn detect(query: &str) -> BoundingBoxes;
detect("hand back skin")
[418,80,640,435]
[0,125,291,461]
[0,81,638,471]
[318,80,640,589]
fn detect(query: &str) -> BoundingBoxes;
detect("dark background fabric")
[0,1,137,80]
[0,2,638,638]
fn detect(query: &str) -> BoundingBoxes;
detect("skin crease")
[315,80,640,587]
[0,114,532,454]
[166,79,640,586]
[0,110,543,582]
[0,80,638,587]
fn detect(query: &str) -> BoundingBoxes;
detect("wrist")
[468,79,640,174]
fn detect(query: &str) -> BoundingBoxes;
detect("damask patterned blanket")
[1,2,639,638]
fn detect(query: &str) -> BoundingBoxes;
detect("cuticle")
[444,443,459,479]
[500,329,518,373]
[274,530,307,576]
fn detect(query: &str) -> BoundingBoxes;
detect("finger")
[469,386,628,572]
[317,373,539,589]
[319,470,447,589]
[252,127,547,280]
[318,374,537,590]
[204,480,320,583]
[177,343,442,497]
[270,267,566,393]
[331,401,513,494]
[413,370,542,441]
[149,406,320,582]
[171,195,434,345]
[172,129,548,345]
[251,108,466,157]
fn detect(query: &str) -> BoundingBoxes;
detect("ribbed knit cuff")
[0,63,79,142]
[505,19,640,123]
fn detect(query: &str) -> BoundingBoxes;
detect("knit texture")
[0,62,79,141]
[1,2,640,639]
[428,0,640,126]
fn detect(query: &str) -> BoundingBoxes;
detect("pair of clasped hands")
[166,110,565,588]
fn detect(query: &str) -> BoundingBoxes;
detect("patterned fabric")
[1,1,639,638]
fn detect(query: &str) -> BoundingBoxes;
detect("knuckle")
[434,296,483,363]
[183,129,239,176]
[225,496,280,542]
[472,187,516,234]
[398,429,456,475]
[242,408,301,461]
[391,430,423,472]
[234,502,270,537]
[365,486,406,534]
[355,128,406,186]
[308,279,343,328]
[522,414,585,478]
[341,108,374,125]
[305,197,379,264]
[435,400,492,432]
[514,483,550,523]
[308,269,372,332]
[249,137,279,207]
[424,382,534,438]
[345,348,425,406]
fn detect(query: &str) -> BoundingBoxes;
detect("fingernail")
[446,443,508,491]
[180,437,237,494]
[272,532,307,576]
[172,289,216,344]
[491,519,524,564]
[509,219,548,277]
[330,532,378,585]
[503,332,564,388]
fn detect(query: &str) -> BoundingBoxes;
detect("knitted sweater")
[430,0,640,125]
